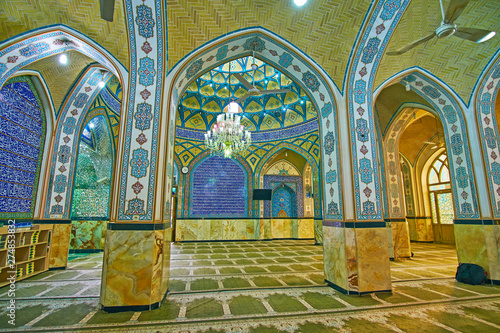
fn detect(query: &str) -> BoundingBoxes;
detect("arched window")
[428,153,454,226]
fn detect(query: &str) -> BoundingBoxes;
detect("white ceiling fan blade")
[259,89,291,95]
[424,141,436,145]
[455,27,496,43]
[233,73,254,90]
[236,94,251,104]
[386,32,436,55]
[444,0,470,23]
[100,0,115,22]
[431,145,438,149]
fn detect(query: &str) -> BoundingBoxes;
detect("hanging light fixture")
[204,103,251,159]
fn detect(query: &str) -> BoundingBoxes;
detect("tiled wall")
[0,76,45,218]
[189,156,248,217]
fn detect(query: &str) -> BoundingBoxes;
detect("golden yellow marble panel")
[162,228,172,296]
[407,218,417,241]
[49,224,71,268]
[345,227,358,292]
[454,224,488,273]
[322,225,346,290]
[314,220,323,244]
[392,222,411,259]
[298,219,314,238]
[356,228,392,293]
[260,219,271,239]
[100,230,154,307]
[416,218,434,242]
[271,219,284,239]
[484,225,500,281]
[151,230,164,304]
[386,223,394,259]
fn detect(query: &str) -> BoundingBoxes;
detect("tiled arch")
[474,51,500,218]
[160,28,341,221]
[0,25,126,89]
[394,69,480,219]
[255,142,322,218]
[347,0,411,220]
[43,65,113,218]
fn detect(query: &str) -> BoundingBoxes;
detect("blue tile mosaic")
[189,156,248,217]
[0,78,45,216]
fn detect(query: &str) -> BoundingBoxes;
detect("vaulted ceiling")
[1,0,499,103]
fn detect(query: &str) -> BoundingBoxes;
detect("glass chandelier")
[204,104,251,159]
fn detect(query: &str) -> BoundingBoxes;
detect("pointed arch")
[473,50,500,218]
[376,68,479,219]
[161,27,340,220]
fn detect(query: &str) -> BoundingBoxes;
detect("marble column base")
[407,217,434,242]
[48,223,72,269]
[454,222,500,282]
[100,226,172,311]
[322,222,392,294]
[387,219,411,259]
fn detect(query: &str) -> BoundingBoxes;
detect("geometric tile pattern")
[0,75,46,218]
[405,71,479,219]
[349,0,410,220]
[475,53,500,218]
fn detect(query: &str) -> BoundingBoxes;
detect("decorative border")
[175,118,319,142]
[43,66,112,218]
[117,0,165,220]
[0,28,119,91]
[475,54,500,217]
[383,107,417,218]
[167,29,341,220]
[404,71,479,219]
[348,0,410,220]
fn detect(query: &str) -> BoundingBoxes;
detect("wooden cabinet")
[0,224,52,287]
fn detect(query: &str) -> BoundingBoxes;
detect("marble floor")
[1,240,499,332]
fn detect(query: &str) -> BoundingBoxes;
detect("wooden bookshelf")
[0,224,52,288]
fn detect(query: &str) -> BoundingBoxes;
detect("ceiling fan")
[100,0,115,22]
[232,53,290,104]
[387,0,496,56]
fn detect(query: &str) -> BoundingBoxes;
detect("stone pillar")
[34,221,71,270]
[100,224,172,311]
[98,0,171,312]
[385,219,411,259]
[407,216,434,242]
[322,222,392,294]
[454,220,500,284]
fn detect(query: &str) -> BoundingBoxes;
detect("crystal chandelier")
[204,103,251,159]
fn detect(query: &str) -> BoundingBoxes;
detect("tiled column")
[322,221,391,294]
[454,220,500,284]
[408,216,434,242]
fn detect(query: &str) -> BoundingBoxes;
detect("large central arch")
[159,27,343,225]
